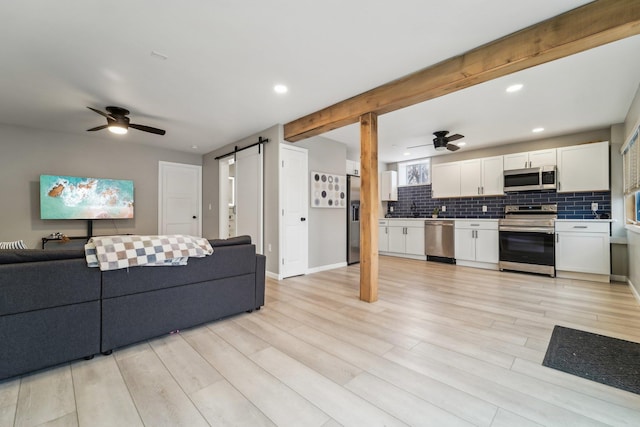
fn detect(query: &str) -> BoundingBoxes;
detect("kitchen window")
[623,124,640,226]
[398,158,431,186]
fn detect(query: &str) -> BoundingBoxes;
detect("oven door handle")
[499,226,555,234]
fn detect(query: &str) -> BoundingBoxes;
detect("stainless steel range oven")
[499,204,557,277]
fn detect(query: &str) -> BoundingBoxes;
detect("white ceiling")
[1,1,638,163]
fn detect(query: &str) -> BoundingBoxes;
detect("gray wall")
[202,125,281,275]
[296,136,348,269]
[0,124,201,249]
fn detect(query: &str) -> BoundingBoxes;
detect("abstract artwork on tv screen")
[40,175,134,219]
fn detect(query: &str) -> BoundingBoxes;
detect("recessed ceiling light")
[274,84,288,94]
[191,145,198,150]
[532,127,545,133]
[457,142,466,147]
[403,152,411,156]
[506,84,523,93]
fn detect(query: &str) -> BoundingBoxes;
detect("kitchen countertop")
[554,219,614,222]
[382,217,499,221]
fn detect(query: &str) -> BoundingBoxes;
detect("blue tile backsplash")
[387,185,610,219]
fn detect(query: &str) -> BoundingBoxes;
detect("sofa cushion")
[0,249,85,265]
[101,243,257,298]
[209,235,251,247]
[0,258,101,316]
[0,240,28,250]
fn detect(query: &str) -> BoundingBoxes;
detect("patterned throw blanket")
[85,235,213,271]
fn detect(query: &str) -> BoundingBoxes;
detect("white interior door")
[218,156,235,239]
[158,161,202,236]
[280,144,308,278]
[235,145,263,253]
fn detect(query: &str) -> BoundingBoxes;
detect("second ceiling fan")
[409,130,464,152]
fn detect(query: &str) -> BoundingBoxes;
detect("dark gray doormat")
[542,325,640,394]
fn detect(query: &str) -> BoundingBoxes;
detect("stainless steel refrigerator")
[347,175,360,264]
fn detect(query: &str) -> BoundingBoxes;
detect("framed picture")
[310,171,346,208]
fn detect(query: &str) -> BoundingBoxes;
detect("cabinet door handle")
[573,226,588,229]
[556,234,559,243]
[558,182,561,191]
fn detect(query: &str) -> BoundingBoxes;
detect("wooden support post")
[359,112,379,303]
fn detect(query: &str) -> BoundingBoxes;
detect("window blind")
[623,128,639,195]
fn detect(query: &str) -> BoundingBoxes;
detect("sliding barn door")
[235,145,263,253]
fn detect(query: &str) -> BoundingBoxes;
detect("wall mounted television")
[40,174,134,220]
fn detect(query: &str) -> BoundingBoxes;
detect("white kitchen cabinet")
[480,156,504,196]
[378,220,389,252]
[346,159,360,176]
[555,220,610,282]
[455,220,499,269]
[380,219,425,259]
[557,141,609,193]
[432,162,461,198]
[460,159,482,197]
[380,170,398,201]
[504,148,556,170]
[434,156,503,198]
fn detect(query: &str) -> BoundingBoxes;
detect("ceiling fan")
[86,106,166,135]
[408,130,464,152]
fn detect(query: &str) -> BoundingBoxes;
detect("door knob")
[300,217,306,221]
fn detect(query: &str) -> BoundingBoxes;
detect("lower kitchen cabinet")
[380,219,425,259]
[378,220,389,252]
[555,220,610,282]
[455,220,499,269]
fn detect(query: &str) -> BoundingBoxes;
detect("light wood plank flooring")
[2,256,640,426]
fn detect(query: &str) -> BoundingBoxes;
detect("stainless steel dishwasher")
[425,220,455,262]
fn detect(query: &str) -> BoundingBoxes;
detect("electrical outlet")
[268,244,272,252]
[482,205,488,212]
[441,206,446,212]
[390,206,394,212]
[591,202,598,211]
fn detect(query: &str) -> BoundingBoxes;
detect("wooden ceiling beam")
[284,0,640,142]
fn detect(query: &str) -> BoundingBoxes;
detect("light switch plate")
[482,205,488,212]
[441,206,446,212]
[591,202,598,211]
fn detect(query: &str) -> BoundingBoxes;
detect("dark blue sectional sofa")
[0,235,265,381]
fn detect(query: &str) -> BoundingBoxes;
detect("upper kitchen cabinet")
[380,170,398,201]
[433,155,503,198]
[557,141,609,193]
[432,162,461,198]
[503,148,556,170]
[346,159,360,176]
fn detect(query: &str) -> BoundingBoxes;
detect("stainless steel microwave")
[503,165,556,192]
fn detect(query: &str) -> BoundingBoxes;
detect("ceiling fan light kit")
[87,106,166,136]
[432,130,464,152]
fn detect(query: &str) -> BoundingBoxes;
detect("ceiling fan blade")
[407,144,429,149]
[87,106,115,120]
[86,124,108,132]
[447,143,461,152]
[447,133,464,142]
[130,123,166,135]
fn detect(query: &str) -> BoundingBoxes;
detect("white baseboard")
[628,278,640,305]
[267,262,348,280]
[306,262,348,275]
[610,274,627,283]
[266,271,282,281]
